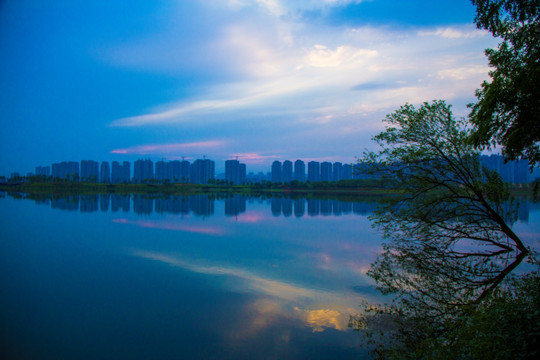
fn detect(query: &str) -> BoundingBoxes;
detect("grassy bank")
[1,180,535,201]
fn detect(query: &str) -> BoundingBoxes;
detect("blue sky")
[0,0,498,175]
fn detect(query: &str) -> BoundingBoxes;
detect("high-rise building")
[134,159,154,183]
[282,160,293,183]
[122,161,131,183]
[307,161,320,182]
[239,164,246,184]
[294,160,306,182]
[342,164,352,180]
[320,161,332,181]
[180,160,190,183]
[169,160,181,182]
[100,162,110,183]
[110,161,130,183]
[480,154,531,184]
[271,161,282,183]
[514,159,529,183]
[225,159,246,185]
[155,160,168,182]
[35,166,51,177]
[333,162,343,181]
[52,161,79,180]
[111,161,122,183]
[190,159,215,184]
[81,160,99,182]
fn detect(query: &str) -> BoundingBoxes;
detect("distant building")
[282,160,293,183]
[122,161,131,183]
[320,161,332,181]
[294,160,306,182]
[169,160,181,182]
[307,161,320,182]
[134,159,153,183]
[111,161,130,183]
[180,160,190,183]
[35,166,51,177]
[111,162,122,183]
[80,160,99,182]
[342,164,352,180]
[333,162,343,181]
[480,154,531,184]
[52,161,79,180]
[225,159,247,185]
[246,172,267,183]
[271,161,282,183]
[190,159,215,184]
[100,162,110,183]
[155,160,168,182]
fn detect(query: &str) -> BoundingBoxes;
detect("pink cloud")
[113,218,225,235]
[230,152,279,164]
[110,141,225,155]
[233,212,267,223]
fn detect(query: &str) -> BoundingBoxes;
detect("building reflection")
[133,196,153,215]
[51,196,79,211]
[100,194,110,212]
[294,199,305,217]
[111,194,130,212]
[271,198,282,217]
[225,195,246,217]
[80,195,98,213]
[8,192,537,223]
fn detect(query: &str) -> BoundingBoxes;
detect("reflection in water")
[1,192,537,359]
[111,194,130,212]
[6,192,397,219]
[225,195,246,217]
[131,249,357,333]
[6,191,539,222]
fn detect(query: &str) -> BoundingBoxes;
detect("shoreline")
[1,180,536,200]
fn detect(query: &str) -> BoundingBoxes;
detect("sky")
[0,0,500,175]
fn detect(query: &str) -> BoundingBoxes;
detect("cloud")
[230,152,280,164]
[110,141,225,155]
[418,26,488,39]
[306,44,377,68]
[106,19,494,130]
[99,2,498,166]
[113,218,226,235]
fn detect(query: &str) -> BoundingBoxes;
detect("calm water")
[1,193,538,359]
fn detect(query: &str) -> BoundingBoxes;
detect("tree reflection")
[351,101,538,359]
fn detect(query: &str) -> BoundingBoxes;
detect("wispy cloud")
[114,218,226,235]
[110,141,225,155]
[230,152,280,164]
[418,26,488,39]
[106,20,495,129]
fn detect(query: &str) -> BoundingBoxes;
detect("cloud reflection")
[130,249,360,333]
[113,218,225,235]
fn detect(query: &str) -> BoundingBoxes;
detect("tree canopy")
[469,0,540,166]
[353,100,536,359]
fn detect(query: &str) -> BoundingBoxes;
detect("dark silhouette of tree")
[469,0,540,166]
[352,100,536,359]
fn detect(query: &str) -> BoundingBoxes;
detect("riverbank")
[1,180,536,201]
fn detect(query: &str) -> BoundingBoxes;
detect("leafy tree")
[469,0,540,166]
[352,100,535,359]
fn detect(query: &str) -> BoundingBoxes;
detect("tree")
[468,0,540,166]
[353,100,535,359]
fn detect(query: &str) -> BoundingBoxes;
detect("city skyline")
[4,153,534,185]
[1,1,499,175]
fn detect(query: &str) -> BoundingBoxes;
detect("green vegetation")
[469,0,540,166]
[351,100,538,359]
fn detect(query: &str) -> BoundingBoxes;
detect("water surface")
[1,193,538,359]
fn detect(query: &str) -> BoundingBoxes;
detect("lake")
[1,192,538,359]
